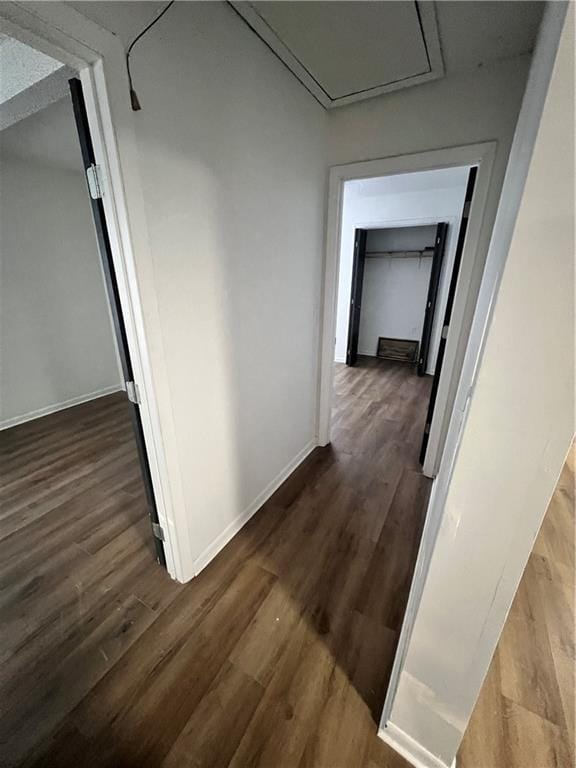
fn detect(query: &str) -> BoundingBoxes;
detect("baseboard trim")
[0,385,123,431]
[379,723,455,768]
[193,438,317,575]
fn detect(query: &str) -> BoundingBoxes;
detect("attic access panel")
[230,1,443,108]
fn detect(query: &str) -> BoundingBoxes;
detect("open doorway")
[337,165,477,468]
[0,39,166,545]
[319,146,494,718]
[0,31,183,762]
[329,168,474,618]
[0,48,164,563]
[0,37,171,729]
[0,36,176,759]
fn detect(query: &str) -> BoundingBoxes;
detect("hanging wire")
[126,1,175,111]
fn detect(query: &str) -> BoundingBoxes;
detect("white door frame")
[0,2,190,581]
[317,143,496,481]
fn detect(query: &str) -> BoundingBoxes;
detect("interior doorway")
[333,165,476,469]
[319,143,495,720]
[0,43,165,563]
[0,38,178,759]
[328,166,476,683]
[342,166,477,466]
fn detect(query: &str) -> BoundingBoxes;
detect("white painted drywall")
[0,102,122,427]
[71,1,328,575]
[386,6,574,766]
[0,96,92,172]
[358,227,435,358]
[335,170,469,374]
[331,55,530,471]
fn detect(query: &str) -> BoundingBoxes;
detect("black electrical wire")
[126,1,175,111]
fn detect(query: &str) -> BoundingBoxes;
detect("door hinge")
[151,522,165,541]
[463,200,471,217]
[424,423,430,434]
[86,163,103,200]
[126,380,140,405]
[441,324,449,339]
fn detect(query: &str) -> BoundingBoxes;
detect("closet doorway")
[345,219,451,461]
[322,153,486,471]
[346,222,448,375]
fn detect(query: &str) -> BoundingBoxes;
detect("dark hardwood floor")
[1,359,433,768]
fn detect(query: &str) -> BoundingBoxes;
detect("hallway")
[5,358,431,767]
[0,2,568,765]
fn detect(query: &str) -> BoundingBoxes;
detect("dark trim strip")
[414,0,432,71]
[419,167,478,465]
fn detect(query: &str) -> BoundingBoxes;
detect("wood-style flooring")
[459,443,575,768]
[0,393,163,765]
[4,359,570,767]
[1,358,431,767]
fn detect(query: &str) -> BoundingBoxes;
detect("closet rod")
[364,248,434,259]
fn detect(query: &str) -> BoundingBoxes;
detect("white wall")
[386,6,574,766]
[0,144,121,427]
[335,170,469,374]
[73,1,329,576]
[358,227,435,358]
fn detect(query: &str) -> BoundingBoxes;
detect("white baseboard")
[0,384,123,431]
[193,438,317,575]
[335,353,379,362]
[379,723,455,768]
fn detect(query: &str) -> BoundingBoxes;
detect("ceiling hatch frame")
[229,1,444,109]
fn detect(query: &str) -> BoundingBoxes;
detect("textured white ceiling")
[67,1,167,46]
[0,67,74,132]
[436,1,544,73]
[0,35,64,104]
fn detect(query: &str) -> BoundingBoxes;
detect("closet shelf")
[365,248,435,259]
